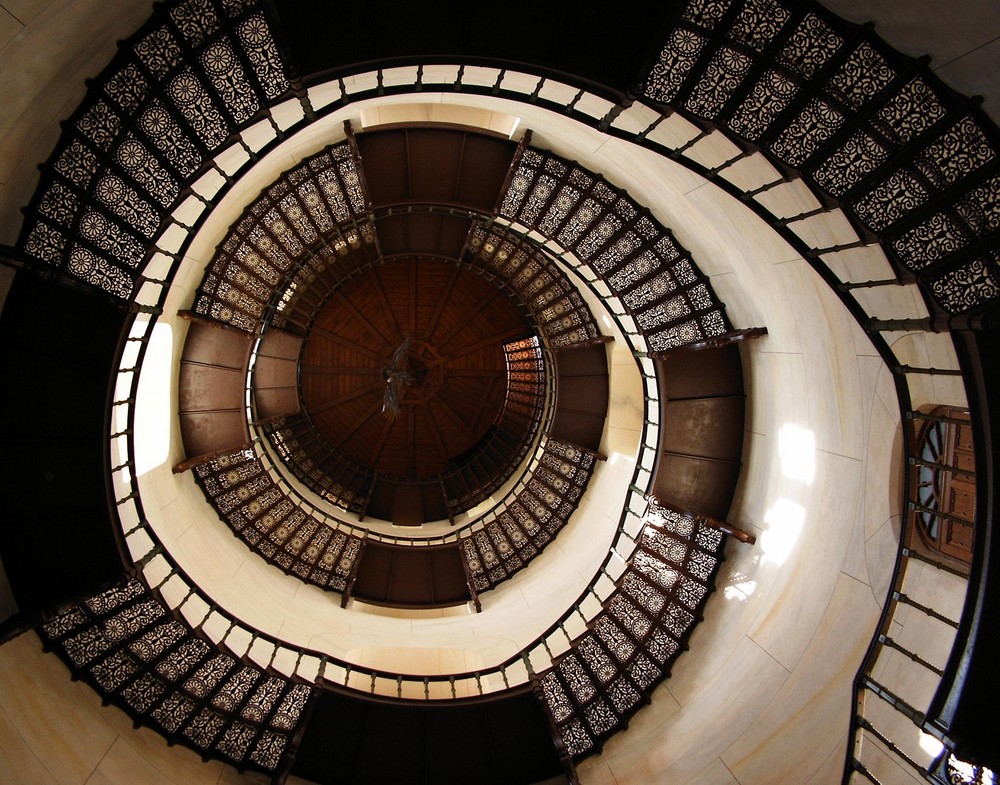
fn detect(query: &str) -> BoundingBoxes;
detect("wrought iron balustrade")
[9,0,999,779]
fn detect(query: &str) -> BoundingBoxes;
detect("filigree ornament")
[380,336,414,421]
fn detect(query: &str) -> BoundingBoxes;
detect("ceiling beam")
[309,326,383,360]
[307,381,382,416]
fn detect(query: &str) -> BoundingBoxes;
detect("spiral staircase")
[1,1,998,784]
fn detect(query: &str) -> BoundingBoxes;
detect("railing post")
[810,240,873,255]
[743,176,789,198]
[868,314,996,333]
[892,591,959,628]
[839,277,910,290]
[878,634,944,676]
[893,365,963,376]
[458,540,482,613]
[775,204,829,226]
[907,455,975,479]
[907,410,973,427]
[863,677,926,726]
[708,148,752,176]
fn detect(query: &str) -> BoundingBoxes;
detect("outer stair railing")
[8,0,1000,780]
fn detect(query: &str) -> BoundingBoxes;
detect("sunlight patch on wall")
[134,322,173,477]
[919,731,944,758]
[779,424,816,484]
[760,498,805,566]
[723,576,758,602]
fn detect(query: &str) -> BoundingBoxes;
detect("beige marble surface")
[0,632,324,785]
[0,0,155,245]
[0,2,977,775]
[137,448,634,673]
[117,91,955,785]
[722,575,879,784]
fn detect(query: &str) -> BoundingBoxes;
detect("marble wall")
[0,2,984,784]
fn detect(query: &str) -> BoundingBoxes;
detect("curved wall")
[0,1,992,784]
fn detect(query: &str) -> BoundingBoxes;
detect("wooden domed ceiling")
[180,122,629,527]
[180,123,611,525]
[246,127,560,523]
[299,258,534,481]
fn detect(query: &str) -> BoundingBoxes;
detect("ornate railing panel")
[630,0,1000,778]
[17,0,289,298]
[205,196,608,522]
[38,577,311,776]
[538,502,724,758]
[443,336,547,515]
[263,413,377,515]
[641,0,1000,322]
[496,143,730,351]
[461,438,598,593]
[192,447,363,591]
[466,224,602,348]
[9,0,998,777]
[193,138,371,331]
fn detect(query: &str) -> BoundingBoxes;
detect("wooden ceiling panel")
[374,213,408,257]
[434,213,473,258]
[299,259,531,481]
[257,327,302,360]
[406,128,464,203]
[457,134,518,210]
[355,130,409,205]
[401,213,445,256]
[440,308,527,355]
[306,365,376,397]
[182,319,251,369]
[438,376,500,420]
[411,261,451,337]
[328,290,396,346]
[356,127,515,213]
[266,130,550,517]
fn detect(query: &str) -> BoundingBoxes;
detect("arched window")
[910,406,976,568]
